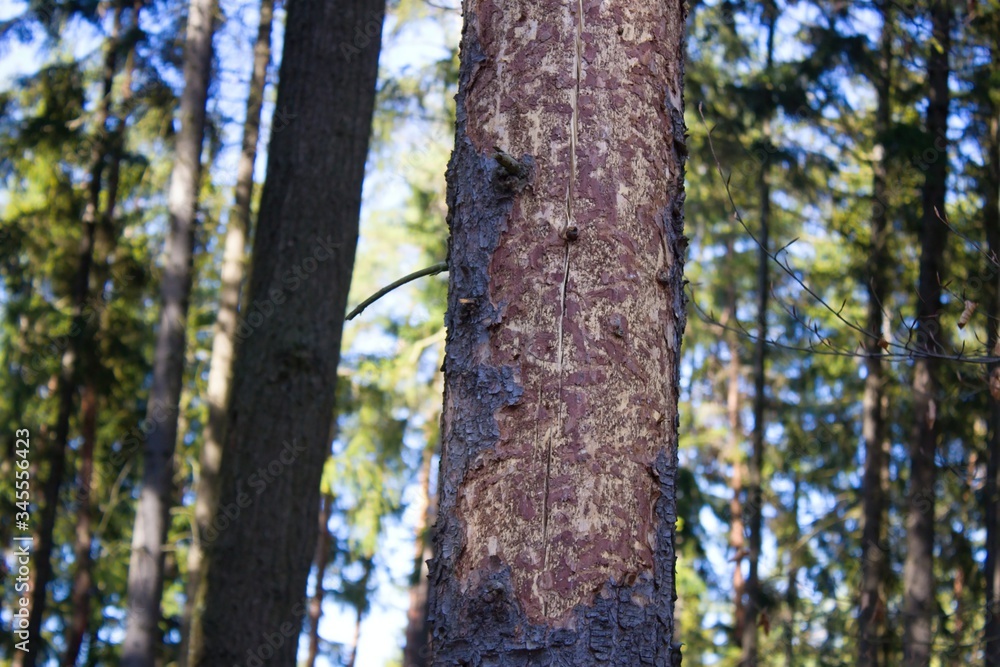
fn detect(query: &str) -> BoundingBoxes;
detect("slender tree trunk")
[859,5,892,666]
[16,10,123,665]
[402,436,436,667]
[427,0,687,662]
[725,239,747,648]
[305,493,333,667]
[983,67,1000,667]
[903,3,950,666]
[784,475,800,667]
[179,1,272,662]
[122,0,216,661]
[61,384,98,667]
[194,1,385,663]
[742,7,775,664]
[346,559,373,667]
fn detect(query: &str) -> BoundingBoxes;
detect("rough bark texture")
[17,10,122,665]
[902,3,950,666]
[742,8,775,664]
[122,0,215,660]
[193,0,385,663]
[984,79,1000,667]
[180,0,273,661]
[428,0,688,663]
[858,5,892,665]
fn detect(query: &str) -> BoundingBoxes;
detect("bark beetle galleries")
[431,0,686,662]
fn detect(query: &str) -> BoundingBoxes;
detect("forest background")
[1,0,998,665]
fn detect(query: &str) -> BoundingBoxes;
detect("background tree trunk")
[122,0,215,660]
[17,10,122,664]
[983,58,1000,667]
[61,383,98,667]
[742,6,776,664]
[179,0,273,662]
[402,437,436,667]
[193,0,385,663]
[305,492,333,667]
[903,3,951,666]
[859,4,893,665]
[725,241,747,648]
[427,0,688,662]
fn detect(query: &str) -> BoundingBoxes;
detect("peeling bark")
[429,0,688,663]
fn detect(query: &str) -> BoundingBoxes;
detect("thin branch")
[346,261,448,321]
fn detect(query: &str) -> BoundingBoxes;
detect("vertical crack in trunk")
[541,0,586,616]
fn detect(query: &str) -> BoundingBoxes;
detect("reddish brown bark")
[428,0,688,662]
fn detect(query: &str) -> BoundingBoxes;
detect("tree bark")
[859,5,892,666]
[16,9,122,665]
[427,0,688,663]
[179,0,273,662]
[742,6,776,664]
[122,0,216,661]
[193,0,385,663]
[903,3,950,666]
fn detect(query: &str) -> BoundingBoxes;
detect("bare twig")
[346,261,448,321]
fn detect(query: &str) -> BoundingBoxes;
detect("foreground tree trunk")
[427,0,688,662]
[902,3,950,666]
[179,0,273,662]
[122,0,216,661]
[193,0,385,663]
[858,4,892,665]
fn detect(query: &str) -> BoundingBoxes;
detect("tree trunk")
[427,0,688,663]
[16,9,122,664]
[122,0,216,661]
[725,239,747,648]
[903,3,950,666]
[305,493,333,667]
[859,5,892,666]
[346,559,373,667]
[61,384,98,667]
[983,59,1000,667]
[402,436,436,667]
[742,7,775,664]
[784,475,799,667]
[179,1,273,662]
[193,0,385,663]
